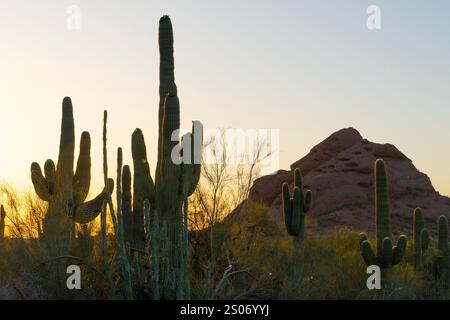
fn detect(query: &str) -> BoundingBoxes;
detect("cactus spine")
[437,215,450,287]
[413,208,430,270]
[30,97,114,251]
[359,159,407,269]
[282,168,312,246]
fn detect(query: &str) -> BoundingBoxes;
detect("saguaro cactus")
[359,159,407,269]
[30,97,114,250]
[437,215,450,286]
[0,205,6,239]
[119,16,203,299]
[413,208,430,270]
[130,128,155,249]
[282,168,312,246]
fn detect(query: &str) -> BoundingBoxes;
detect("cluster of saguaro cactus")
[437,215,450,286]
[120,128,155,249]
[413,208,430,270]
[282,168,312,246]
[30,97,114,251]
[359,159,407,269]
[117,15,202,300]
[0,205,6,239]
[151,15,202,300]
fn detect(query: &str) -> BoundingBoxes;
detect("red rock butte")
[248,127,450,236]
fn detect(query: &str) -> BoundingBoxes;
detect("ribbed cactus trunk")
[413,208,430,270]
[359,159,407,271]
[131,129,155,249]
[121,165,133,245]
[31,97,114,254]
[153,16,202,299]
[156,17,184,296]
[281,169,312,246]
[374,159,390,255]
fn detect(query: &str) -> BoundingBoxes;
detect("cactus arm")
[72,178,114,224]
[282,183,293,235]
[290,187,303,236]
[183,121,203,196]
[421,229,430,251]
[379,237,394,268]
[31,162,51,201]
[361,240,378,266]
[392,235,407,266]
[57,97,76,184]
[132,129,155,202]
[122,165,133,244]
[73,131,91,203]
[44,159,56,195]
[374,159,390,254]
[359,233,369,245]
[132,128,155,247]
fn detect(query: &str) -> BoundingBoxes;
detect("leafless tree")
[188,128,274,298]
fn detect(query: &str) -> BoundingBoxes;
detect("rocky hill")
[248,128,450,236]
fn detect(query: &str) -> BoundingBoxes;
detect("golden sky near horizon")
[1,1,450,198]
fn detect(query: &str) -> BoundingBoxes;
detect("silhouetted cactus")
[437,215,450,287]
[30,97,114,250]
[413,208,430,270]
[119,16,203,299]
[282,168,312,246]
[0,205,6,239]
[359,159,407,269]
[130,128,155,249]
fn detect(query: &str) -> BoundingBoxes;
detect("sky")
[0,0,450,197]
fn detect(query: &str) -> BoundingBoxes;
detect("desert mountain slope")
[248,127,450,236]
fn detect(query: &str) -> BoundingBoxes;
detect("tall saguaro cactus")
[359,159,407,269]
[31,97,114,251]
[413,208,430,270]
[120,16,203,299]
[282,168,312,246]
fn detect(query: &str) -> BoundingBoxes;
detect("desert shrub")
[1,182,450,300]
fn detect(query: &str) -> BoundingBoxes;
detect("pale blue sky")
[0,1,449,196]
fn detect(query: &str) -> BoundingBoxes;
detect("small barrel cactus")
[282,168,312,246]
[359,159,407,269]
